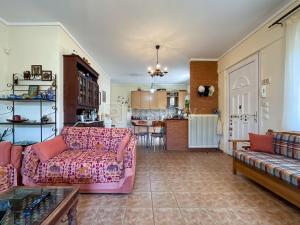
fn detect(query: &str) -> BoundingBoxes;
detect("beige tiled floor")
[76,147,300,225]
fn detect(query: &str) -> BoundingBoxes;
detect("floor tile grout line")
[121,198,127,225]
[173,189,188,225]
[148,158,156,225]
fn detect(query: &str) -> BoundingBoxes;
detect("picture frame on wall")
[31,65,42,77]
[28,85,39,97]
[102,91,106,103]
[41,70,52,81]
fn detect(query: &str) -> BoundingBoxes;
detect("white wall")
[217,2,299,153]
[0,24,61,142]
[0,21,9,92]
[58,28,111,121]
[0,20,111,142]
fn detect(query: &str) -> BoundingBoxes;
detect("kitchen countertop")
[165,118,188,120]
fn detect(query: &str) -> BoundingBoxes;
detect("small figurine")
[23,71,31,80]
[41,115,49,123]
[46,87,55,100]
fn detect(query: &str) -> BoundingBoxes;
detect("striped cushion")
[234,150,300,188]
[273,133,300,160]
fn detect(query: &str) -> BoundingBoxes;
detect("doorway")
[228,54,259,152]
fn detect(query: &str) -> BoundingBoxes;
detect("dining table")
[131,121,154,148]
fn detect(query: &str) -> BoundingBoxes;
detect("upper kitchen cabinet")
[131,91,141,109]
[150,91,166,109]
[178,90,187,109]
[131,90,167,109]
[140,91,151,109]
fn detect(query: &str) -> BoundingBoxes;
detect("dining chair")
[131,121,148,146]
[150,121,166,151]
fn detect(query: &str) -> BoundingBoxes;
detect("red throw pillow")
[33,135,68,162]
[116,134,130,163]
[249,133,274,154]
[0,141,12,166]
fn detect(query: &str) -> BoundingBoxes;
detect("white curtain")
[282,15,300,131]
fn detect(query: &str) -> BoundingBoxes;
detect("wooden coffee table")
[0,186,79,225]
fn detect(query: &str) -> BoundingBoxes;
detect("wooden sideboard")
[63,54,99,124]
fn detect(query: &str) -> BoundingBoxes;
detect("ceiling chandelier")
[147,45,168,77]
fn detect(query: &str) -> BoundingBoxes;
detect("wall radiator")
[188,114,219,148]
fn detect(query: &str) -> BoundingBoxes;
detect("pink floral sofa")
[22,127,137,193]
[0,142,22,192]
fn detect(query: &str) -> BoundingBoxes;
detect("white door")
[229,55,259,142]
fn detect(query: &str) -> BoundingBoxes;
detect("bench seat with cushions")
[232,131,300,208]
[0,142,22,192]
[22,127,137,193]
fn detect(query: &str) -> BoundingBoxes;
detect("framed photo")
[102,91,106,103]
[28,85,39,97]
[42,70,52,81]
[31,65,42,77]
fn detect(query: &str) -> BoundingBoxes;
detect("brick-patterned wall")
[190,61,218,114]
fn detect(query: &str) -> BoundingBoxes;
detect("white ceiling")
[0,0,291,84]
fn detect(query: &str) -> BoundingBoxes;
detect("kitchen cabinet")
[131,90,167,109]
[140,91,150,109]
[150,91,167,109]
[156,91,167,109]
[131,91,141,109]
[178,90,187,109]
[166,119,188,150]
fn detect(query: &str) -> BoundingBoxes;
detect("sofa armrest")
[21,146,40,178]
[124,136,137,169]
[229,139,250,151]
[11,145,23,169]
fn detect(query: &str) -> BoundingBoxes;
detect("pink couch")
[0,142,22,192]
[22,127,137,193]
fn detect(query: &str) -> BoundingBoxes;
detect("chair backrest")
[152,121,165,133]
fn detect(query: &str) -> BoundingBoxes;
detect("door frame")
[225,53,260,155]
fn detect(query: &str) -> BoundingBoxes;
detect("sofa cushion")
[88,128,113,151]
[87,127,133,152]
[249,133,274,154]
[0,164,15,192]
[234,149,300,188]
[32,149,124,184]
[0,141,12,166]
[33,135,68,162]
[11,145,23,169]
[61,127,90,150]
[273,133,300,160]
[116,133,130,163]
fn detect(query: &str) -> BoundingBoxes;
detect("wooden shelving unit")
[63,54,100,125]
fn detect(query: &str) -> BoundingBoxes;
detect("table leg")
[67,202,78,225]
[147,126,150,148]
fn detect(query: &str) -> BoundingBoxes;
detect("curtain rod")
[268,4,300,28]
